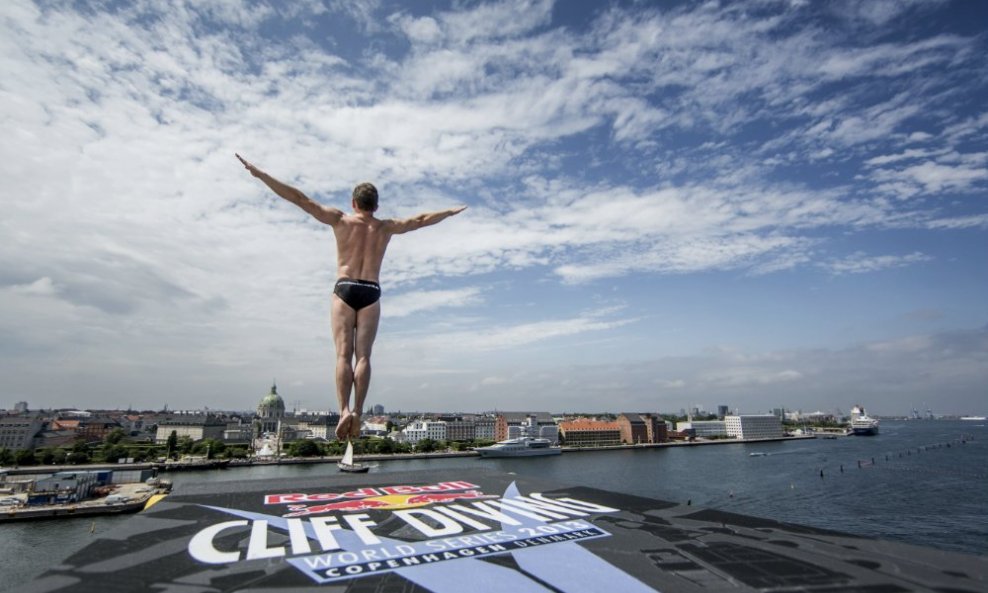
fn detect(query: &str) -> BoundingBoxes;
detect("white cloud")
[395,15,441,44]
[864,148,943,167]
[386,287,484,318]
[897,161,988,193]
[822,251,932,275]
[438,0,554,45]
[7,277,60,297]
[404,314,636,354]
[925,214,988,230]
[330,0,382,33]
[868,157,988,198]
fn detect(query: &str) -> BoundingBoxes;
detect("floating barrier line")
[815,435,981,479]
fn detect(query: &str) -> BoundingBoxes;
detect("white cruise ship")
[849,405,880,436]
[475,437,562,458]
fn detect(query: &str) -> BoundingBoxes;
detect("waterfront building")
[362,415,390,435]
[402,420,447,444]
[290,413,341,441]
[558,419,621,447]
[32,471,100,504]
[76,416,121,442]
[725,414,784,440]
[474,415,496,440]
[676,420,727,438]
[0,413,44,451]
[32,427,77,450]
[154,414,226,444]
[118,414,145,435]
[50,418,80,432]
[618,413,647,444]
[617,413,668,444]
[0,474,35,493]
[495,412,558,443]
[222,425,254,442]
[441,416,477,442]
[797,410,837,423]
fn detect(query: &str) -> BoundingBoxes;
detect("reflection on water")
[1,421,984,592]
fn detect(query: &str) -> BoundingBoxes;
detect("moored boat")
[475,437,562,458]
[156,456,230,472]
[849,405,880,436]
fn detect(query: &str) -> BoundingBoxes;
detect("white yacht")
[849,405,880,436]
[475,437,562,458]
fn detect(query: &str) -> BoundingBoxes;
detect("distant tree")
[0,448,13,465]
[105,428,127,444]
[131,445,156,462]
[39,448,57,465]
[66,450,90,464]
[14,449,37,466]
[101,444,130,463]
[225,445,250,459]
[371,438,395,454]
[192,439,226,459]
[324,441,345,456]
[177,435,194,455]
[416,438,438,453]
[51,448,67,464]
[288,439,322,457]
[385,421,395,433]
[166,431,178,459]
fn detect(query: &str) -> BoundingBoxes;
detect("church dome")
[258,383,286,416]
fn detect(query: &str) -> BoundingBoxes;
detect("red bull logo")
[283,490,498,518]
[265,481,500,518]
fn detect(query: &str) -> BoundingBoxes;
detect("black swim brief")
[333,278,381,311]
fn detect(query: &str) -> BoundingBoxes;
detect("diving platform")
[16,468,985,592]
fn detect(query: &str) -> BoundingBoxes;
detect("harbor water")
[1,420,985,590]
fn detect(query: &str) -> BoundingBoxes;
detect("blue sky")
[1,0,986,416]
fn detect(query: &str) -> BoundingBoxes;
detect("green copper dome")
[259,384,285,410]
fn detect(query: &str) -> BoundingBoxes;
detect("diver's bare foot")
[335,412,352,441]
[350,413,362,438]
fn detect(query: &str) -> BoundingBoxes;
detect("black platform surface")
[16,468,986,592]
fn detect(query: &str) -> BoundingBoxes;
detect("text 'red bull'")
[265,481,481,506]
[283,491,500,518]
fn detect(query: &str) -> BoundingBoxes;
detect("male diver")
[236,154,466,440]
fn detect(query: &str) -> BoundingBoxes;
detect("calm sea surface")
[1,420,985,590]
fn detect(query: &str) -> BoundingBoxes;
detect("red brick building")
[617,413,668,444]
[558,419,621,447]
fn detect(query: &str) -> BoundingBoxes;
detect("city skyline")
[1,1,986,416]
[2,395,969,420]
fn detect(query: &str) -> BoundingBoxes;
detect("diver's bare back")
[333,213,394,282]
